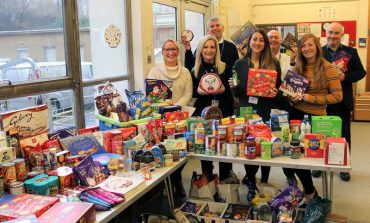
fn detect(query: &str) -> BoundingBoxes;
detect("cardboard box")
[198,202,228,223]
[0,146,16,164]
[0,105,49,139]
[304,133,325,158]
[38,202,96,223]
[0,193,59,221]
[247,68,277,98]
[221,204,251,223]
[325,137,348,166]
[325,214,348,223]
[311,116,342,137]
[180,199,207,217]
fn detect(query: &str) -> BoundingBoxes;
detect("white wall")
[250,0,368,92]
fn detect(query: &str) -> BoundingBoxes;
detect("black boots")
[173,180,186,197]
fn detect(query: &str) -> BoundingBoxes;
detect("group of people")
[146,18,366,203]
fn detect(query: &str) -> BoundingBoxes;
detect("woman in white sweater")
[147,39,192,197]
[147,39,193,107]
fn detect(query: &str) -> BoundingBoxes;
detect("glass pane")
[185,10,204,51]
[0,0,66,82]
[153,3,177,64]
[77,0,129,80]
[0,90,78,132]
[84,80,129,128]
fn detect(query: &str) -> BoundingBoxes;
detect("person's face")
[326,23,343,48]
[250,32,265,55]
[268,31,281,52]
[162,41,179,66]
[207,20,224,41]
[301,37,317,62]
[202,40,217,63]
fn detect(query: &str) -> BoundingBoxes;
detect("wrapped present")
[247,68,277,98]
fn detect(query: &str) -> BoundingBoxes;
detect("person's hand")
[228,78,238,88]
[290,93,302,103]
[270,87,278,97]
[165,99,174,105]
[216,84,225,94]
[181,35,191,50]
[332,62,345,81]
[236,43,247,56]
[289,47,298,64]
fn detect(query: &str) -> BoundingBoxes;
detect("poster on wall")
[297,20,356,47]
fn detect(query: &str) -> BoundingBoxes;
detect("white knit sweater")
[147,62,193,106]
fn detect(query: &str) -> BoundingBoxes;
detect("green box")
[240,107,253,119]
[311,116,342,137]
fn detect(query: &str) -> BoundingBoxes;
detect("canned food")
[13,158,27,181]
[226,142,238,157]
[2,162,16,185]
[217,125,227,140]
[9,181,25,195]
[233,126,243,142]
[238,142,246,158]
[246,136,256,160]
[217,140,227,156]
[205,135,216,156]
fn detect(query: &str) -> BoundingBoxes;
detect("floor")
[115,121,370,223]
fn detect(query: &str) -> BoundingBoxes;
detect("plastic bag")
[303,196,332,223]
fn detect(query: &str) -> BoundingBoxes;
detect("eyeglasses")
[163,48,178,52]
[209,24,221,29]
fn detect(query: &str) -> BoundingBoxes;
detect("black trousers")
[282,107,315,194]
[201,160,232,181]
[327,103,351,149]
[244,164,271,183]
[170,163,186,181]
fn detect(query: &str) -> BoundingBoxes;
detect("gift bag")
[303,196,332,223]
[189,171,217,201]
[216,183,240,204]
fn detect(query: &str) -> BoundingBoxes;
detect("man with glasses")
[313,22,365,182]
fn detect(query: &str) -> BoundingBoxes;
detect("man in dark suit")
[313,22,366,181]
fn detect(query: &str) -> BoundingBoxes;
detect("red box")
[78,126,99,135]
[304,133,325,158]
[38,202,96,223]
[247,68,277,98]
[325,137,348,166]
[0,193,59,221]
[103,127,137,152]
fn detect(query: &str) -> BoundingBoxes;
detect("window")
[16,48,29,59]
[153,3,177,64]
[44,47,57,62]
[0,0,132,130]
[185,10,205,51]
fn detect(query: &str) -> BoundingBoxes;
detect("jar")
[9,181,25,195]
[164,154,173,167]
[245,136,256,160]
[289,140,301,159]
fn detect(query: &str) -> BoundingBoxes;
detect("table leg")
[321,171,328,198]
[164,177,174,210]
[329,171,334,213]
[131,201,137,223]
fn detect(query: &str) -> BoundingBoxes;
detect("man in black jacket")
[183,17,239,72]
[313,22,366,181]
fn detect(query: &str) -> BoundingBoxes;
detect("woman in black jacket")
[229,29,282,202]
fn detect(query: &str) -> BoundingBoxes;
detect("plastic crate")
[96,113,160,131]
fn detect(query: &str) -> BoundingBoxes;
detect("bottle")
[299,114,311,142]
[231,66,238,87]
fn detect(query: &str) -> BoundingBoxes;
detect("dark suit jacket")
[322,45,366,110]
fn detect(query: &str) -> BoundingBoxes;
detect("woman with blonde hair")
[191,35,234,181]
[287,33,342,202]
[147,39,193,197]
